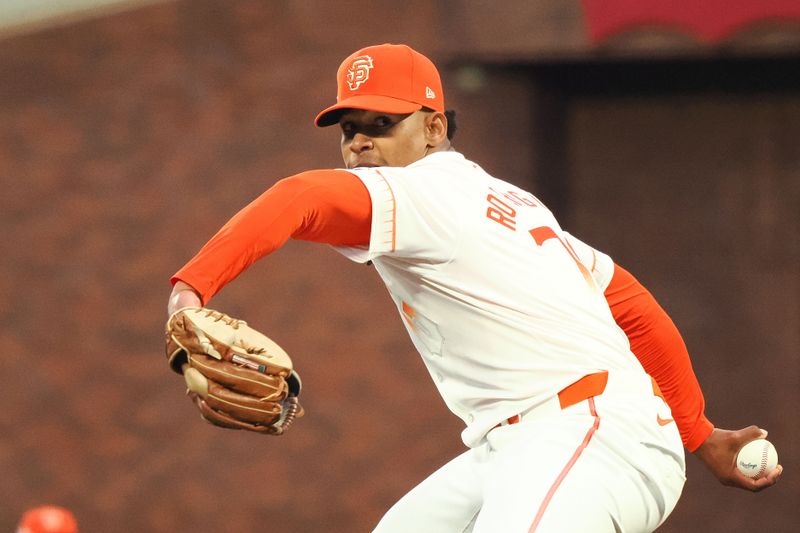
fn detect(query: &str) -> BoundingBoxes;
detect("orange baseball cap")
[315,43,445,127]
[17,506,78,533]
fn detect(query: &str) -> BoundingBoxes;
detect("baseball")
[736,438,778,479]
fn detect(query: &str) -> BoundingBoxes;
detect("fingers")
[757,464,784,490]
[731,463,783,492]
[736,425,767,443]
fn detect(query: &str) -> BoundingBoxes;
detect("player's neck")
[423,141,454,159]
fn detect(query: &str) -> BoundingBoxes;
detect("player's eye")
[340,122,355,138]
[374,115,392,128]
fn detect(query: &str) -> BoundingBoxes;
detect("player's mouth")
[349,159,383,169]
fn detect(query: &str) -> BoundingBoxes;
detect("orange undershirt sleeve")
[171,169,371,304]
[605,264,714,452]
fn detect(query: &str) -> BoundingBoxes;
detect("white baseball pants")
[373,371,686,533]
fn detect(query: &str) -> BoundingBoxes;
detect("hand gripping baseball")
[693,426,783,492]
[165,307,303,435]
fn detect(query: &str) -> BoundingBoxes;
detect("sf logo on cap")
[347,55,373,90]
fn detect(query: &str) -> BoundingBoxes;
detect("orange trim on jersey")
[528,397,600,532]
[374,169,397,252]
[401,301,417,331]
[604,264,714,452]
[171,169,371,303]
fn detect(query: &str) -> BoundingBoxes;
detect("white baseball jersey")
[335,151,645,447]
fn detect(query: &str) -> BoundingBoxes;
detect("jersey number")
[529,226,595,288]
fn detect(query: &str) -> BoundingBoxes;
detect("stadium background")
[1,1,797,531]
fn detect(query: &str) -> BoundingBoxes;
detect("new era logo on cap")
[315,43,445,127]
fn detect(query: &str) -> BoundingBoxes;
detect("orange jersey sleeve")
[171,169,371,303]
[605,264,714,452]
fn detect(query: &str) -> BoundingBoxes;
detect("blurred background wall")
[0,1,797,531]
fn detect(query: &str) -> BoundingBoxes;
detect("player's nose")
[350,132,374,152]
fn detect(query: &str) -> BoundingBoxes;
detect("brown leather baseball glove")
[165,307,303,435]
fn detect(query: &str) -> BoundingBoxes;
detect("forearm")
[170,169,371,304]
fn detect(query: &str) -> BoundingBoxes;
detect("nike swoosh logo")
[657,415,674,426]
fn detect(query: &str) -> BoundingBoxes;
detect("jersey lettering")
[488,187,544,209]
[485,193,517,231]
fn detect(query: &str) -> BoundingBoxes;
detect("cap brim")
[314,95,422,127]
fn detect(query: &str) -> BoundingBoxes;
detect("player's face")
[338,109,431,168]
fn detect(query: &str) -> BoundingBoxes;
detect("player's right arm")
[168,169,372,308]
[604,264,782,491]
[603,264,713,451]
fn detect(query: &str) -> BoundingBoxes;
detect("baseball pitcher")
[166,44,781,532]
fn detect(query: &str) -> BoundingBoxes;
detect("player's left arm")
[170,169,371,306]
[604,264,782,491]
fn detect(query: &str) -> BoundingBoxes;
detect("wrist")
[168,282,203,314]
[685,416,715,453]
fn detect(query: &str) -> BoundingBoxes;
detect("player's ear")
[424,111,448,147]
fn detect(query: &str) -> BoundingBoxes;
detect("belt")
[496,371,664,428]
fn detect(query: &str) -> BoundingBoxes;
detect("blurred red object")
[582,0,800,43]
[17,506,78,533]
